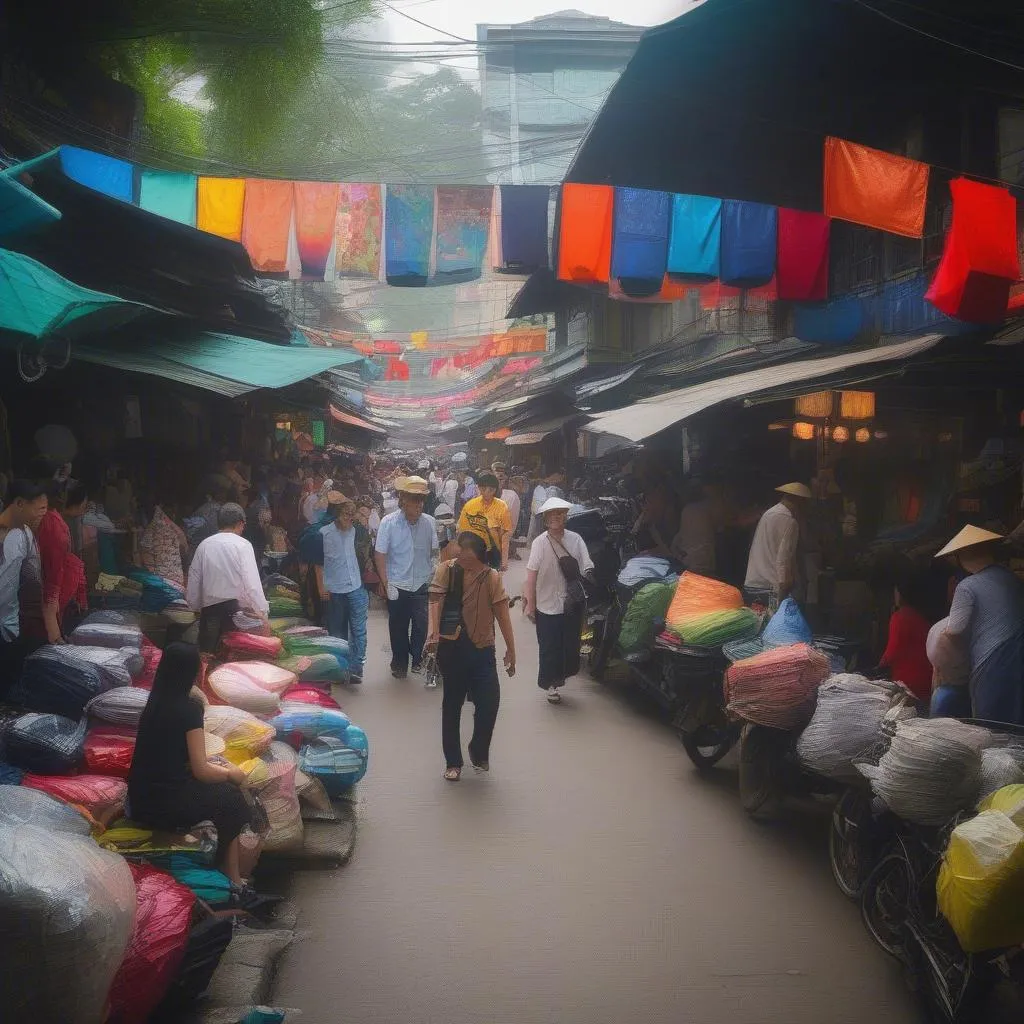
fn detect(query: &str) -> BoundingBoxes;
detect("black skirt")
[129,778,252,847]
[535,606,583,688]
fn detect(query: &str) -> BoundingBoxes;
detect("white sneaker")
[546,687,562,704]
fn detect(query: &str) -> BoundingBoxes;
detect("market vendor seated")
[128,642,251,888]
[933,525,1024,725]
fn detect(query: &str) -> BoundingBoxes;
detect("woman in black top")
[128,642,251,886]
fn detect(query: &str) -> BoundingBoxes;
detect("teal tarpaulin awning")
[0,151,62,241]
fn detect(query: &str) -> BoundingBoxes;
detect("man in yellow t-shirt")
[457,472,512,571]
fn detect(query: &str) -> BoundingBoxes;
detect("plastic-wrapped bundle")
[665,572,742,632]
[83,726,136,777]
[269,707,352,748]
[979,746,1024,798]
[937,806,1024,952]
[673,607,761,646]
[281,685,343,710]
[86,686,151,728]
[221,631,284,660]
[0,785,136,1024]
[300,730,368,795]
[2,713,86,773]
[282,624,329,640]
[269,617,308,635]
[204,705,276,763]
[79,609,141,628]
[855,718,992,825]
[10,646,106,718]
[761,598,813,648]
[725,643,831,730]
[246,760,304,853]
[281,633,350,669]
[619,581,677,653]
[206,663,295,715]
[268,595,303,617]
[68,644,143,686]
[980,783,1024,826]
[0,782,92,832]
[107,862,196,1024]
[278,653,346,684]
[22,773,127,821]
[137,637,162,689]
[796,674,916,781]
[233,609,272,635]
[0,761,24,785]
[71,620,142,651]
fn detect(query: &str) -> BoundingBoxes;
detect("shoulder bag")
[439,562,465,641]
[548,535,587,608]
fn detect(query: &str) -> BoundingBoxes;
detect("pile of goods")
[664,573,760,647]
[725,643,831,730]
[618,581,677,654]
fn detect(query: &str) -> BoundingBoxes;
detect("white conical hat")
[935,525,1004,558]
[539,496,573,514]
[775,482,812,499]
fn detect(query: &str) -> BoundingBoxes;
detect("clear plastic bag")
[269,708,352,748]
[86,685,151,728]
[762,597,813,648]
[221,632,284,660]
[207,663,295,716]
[248,761,304,853]
[70,621,142,650]
[0,785,136,1024]
[2,713,86,774]
[300,733,368,796]
[83,726,136,778]
[21,773,127,822]
[204,705,276,763]
[11,646,107,719]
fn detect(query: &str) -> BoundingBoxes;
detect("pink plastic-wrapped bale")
[206,662,296,715]
[724,642,831,730]
[220,631,283,660]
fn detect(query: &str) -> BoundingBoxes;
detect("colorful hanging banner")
[667,194,721,280]
[138,170,196,226]
[294,181,340,280]
[499,185,550,272]
[611,187,671,284]
[386,184,434,286]
[60,146,133,203]
[926,177,1019,323]
[824,137,929,239]
[720,200,777,286]
[197,177,246,241]
[335,183,383,278]
[434,186,493,284]
[557,183,613,284]
[776,208,830,301]
[241,179,293,273]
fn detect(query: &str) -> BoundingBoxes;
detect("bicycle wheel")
[830,788,876,899]
[861,853,913,964]
[738,723,787,821]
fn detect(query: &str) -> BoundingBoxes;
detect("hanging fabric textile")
[925,177,1019,323]
[793,294,866,345]
[241,179,294,274]
[824,136,929,239]
[557,183,613,284]
[294,182,340,280]
[609,276,688,303]
[385,185,435,286]
[499,185,550,272]
[60,147,134,203]
[197,177,246,241]
[433,186,492,284]
[610,187,671,294]
[335,184,383,278]
[385,357,409,381]
[667,194,721,280]
[776,208,830,301]
[138,170,196,226]
[720,200,777,286]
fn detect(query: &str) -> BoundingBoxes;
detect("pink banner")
[294,182,340,279]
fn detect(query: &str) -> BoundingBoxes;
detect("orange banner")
[557,183,613,283]
[242,179,293,273]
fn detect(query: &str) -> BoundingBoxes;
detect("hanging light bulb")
[792,422,816,440]
[855,427,871,443]
[794,391,834,418]
[832,425,850,443]
[840,391,876,419]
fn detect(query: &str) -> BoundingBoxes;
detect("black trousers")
[535,606,583,689]
[438,632,500,769]
[198,599,239,654]
[387,584,428,671]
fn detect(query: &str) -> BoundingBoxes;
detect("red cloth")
[880,606,933,703]
[385,357,409,381]
[776,208,830,301]
[557,183,613,283]
[37,509,87,610]
[925,177,1020,323]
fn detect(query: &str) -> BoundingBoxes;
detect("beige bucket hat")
[397,475,430,496]
[935,525,1004,558]
[776,482,813,499]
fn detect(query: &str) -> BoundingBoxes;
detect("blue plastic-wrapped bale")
[761,597,813,648]
[269,707,352,748]
[2,713,87,774]
[300,733,368,796]
[11,646,107,718]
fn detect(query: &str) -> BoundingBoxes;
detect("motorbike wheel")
[679,720,741,771]
[589,611,617,682]
[738,723,787,821]
[829,788,876,899]
[860,853,914,965]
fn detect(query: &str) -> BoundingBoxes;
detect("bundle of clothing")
[725,643,831,730]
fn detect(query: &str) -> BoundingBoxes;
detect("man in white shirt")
[744,483,810,606]
[186,503,269,653]
[374,477,439,678]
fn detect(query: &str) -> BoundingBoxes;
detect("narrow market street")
[274,564,918,1024]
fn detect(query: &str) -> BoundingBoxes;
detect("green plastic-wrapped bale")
[672,607,761,646]
[619,581,678,653]
[268,596,303,618]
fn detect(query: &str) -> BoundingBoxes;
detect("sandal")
[443,767,461,781]
[470,759,489,773]
[546,688,562,704]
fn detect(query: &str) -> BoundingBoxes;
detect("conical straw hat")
[935,525,1004,558]
[775,482,812,499]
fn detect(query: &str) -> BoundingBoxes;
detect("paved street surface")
[274,563,917,1024]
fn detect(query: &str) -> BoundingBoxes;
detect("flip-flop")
[443,767,461,781]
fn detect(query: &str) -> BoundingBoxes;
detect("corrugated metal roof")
[581,333,945,443]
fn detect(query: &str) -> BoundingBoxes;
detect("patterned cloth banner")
[241,179,293,273]
[667,194,722,280]
[926,177,1019,323]
[197,177,246,241]
[720,200,777,287]
[138,170,196,225]
[386,184,435,285]
[557,183,613,283]
[60,146,134,202]
[335,183,383,278]
[434,186,492,284]
[824,137,929,239]
[499,185,550,272]
[611,187,671,284]
[294,182,340,279]
[776,208,830,301]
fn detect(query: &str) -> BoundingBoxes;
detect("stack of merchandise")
[268,706,369,797]
[619,580,678,654]
[664,572,760,647]
[204,662,296,716]
[265,574,303,618]
[724,643,831,730]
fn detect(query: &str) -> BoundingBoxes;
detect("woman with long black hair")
[128,642,252,886]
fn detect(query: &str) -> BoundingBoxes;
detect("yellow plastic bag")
[936,808,1024,952]
[979,783,1024,826]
